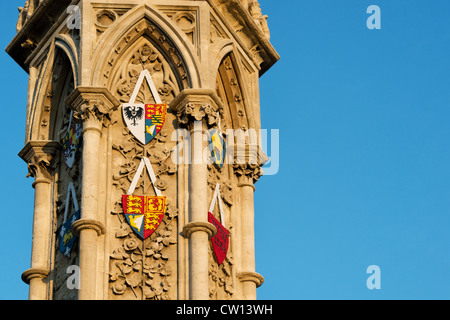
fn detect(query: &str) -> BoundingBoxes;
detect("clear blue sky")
[1,0,450,300]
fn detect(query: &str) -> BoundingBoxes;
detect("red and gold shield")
[122,195,167,239]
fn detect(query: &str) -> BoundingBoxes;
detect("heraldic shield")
[209,129,226,169]
[122,195,167,240]
[123,103,167,145]
[62,121,82,168]
[208,183,230,265]
[122,70,167,145]
[122,157,167,240]
[58,210,80,257]
[57,182,80,258]
[208,212,230,265]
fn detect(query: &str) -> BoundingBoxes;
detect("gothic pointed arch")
[215,52,256,132]
[90,4,201,90]
[48,50,75,142]
[108,34,181,106]
[55,34,80,86]
[32,46,75,143]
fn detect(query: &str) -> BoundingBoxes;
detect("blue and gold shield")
[57,210,80,258]
[209,129,226,169]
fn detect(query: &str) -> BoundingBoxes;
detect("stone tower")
[7,0,279,300]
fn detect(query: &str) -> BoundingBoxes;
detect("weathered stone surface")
[8,0,278,300]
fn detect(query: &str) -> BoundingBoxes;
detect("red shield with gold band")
[122,195,167,239]
[208,212,229,265]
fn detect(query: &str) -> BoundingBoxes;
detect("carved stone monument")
[7,0,279,300]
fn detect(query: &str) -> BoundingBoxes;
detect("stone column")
[66,87,119,300]
[234,146,266,300]
[171,89,223,300]
[19,141,60,300]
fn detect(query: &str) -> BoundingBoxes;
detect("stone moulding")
[206,0,279,75]
[92,4,195,90]
[21,268,50,285]
[237,271,264,288]
[7,0,72,71]
[65,87,120,125]
[170,89,224,113]
[170,88,224,130]
[71,218,106,237]
[233,144,269,184]
[18,140,61,163]
[18,140,61,182]
[182,222,217,240]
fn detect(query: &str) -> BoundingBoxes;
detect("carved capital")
[178,102,220,127]
[237,271,264,288]
[66,87,120,130]
[71,218,106,236]
[233,162,263,184]
[18,141,61,184]
[233,145,268,183]
[182,222,217,240]
[170,89,223,130]
[21,268,50,285]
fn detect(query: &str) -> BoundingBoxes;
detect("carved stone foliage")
[102,19,190,90]
[209,249,235,299]
[73,98,116,126]
[111,127,174,195]
[19,141,61,185]
[109,125,179,300]
[208,164,234,207]
[65,86,121,134]
[108,31,181,297]
[25,153,53,182]
[109,202,178,300]
[112,42,179,105]
[233,162,263,184]
[177,102,221,128]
